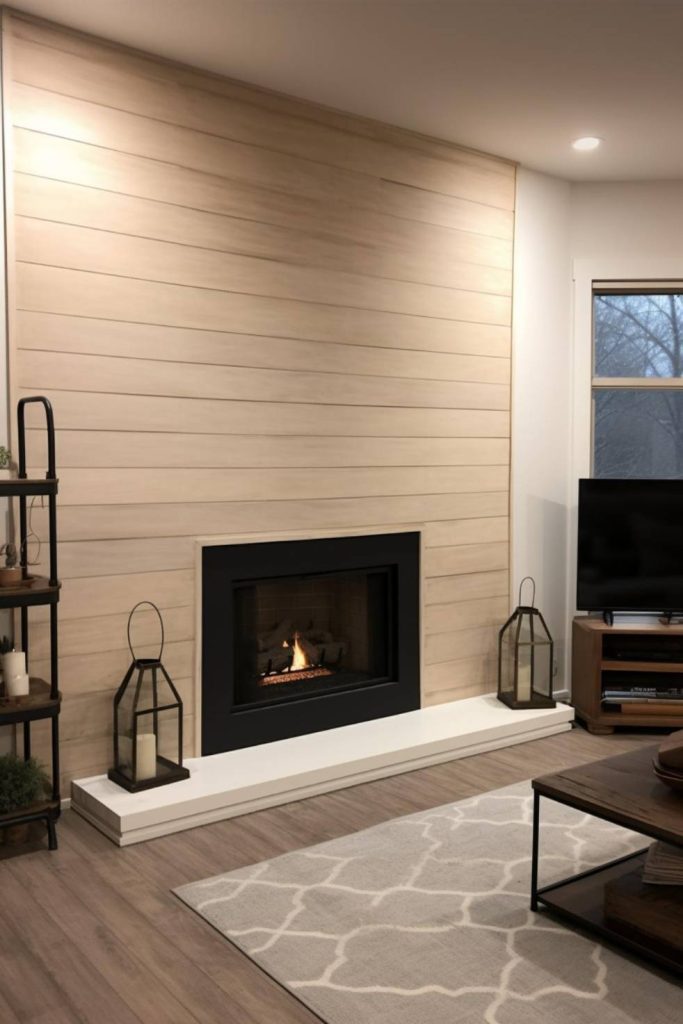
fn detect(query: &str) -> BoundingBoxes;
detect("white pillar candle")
[517,660,532,702]
[135,732,157,781]
[7,672,29,697]
[2,650,26,684]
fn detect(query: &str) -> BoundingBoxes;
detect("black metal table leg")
[530,789,540,911]
[23,721,31,759]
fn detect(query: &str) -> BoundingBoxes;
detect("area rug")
[174,782,681,1023]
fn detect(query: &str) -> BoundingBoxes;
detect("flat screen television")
[577,478,683,613]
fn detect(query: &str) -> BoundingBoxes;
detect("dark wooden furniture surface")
[532,744,683,975]
[572,615,683,733]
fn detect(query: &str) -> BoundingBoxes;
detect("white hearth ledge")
[71,695,574,846]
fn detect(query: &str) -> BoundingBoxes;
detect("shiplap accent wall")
[2,12,514,785]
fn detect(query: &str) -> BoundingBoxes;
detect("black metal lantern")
[108,601,190,792]
[498,577,555,710]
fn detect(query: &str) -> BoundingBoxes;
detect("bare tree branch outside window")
[593,293,683,478]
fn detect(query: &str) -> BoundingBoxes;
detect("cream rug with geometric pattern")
[175,782,681,1023]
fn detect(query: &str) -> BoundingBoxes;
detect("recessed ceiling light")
[572,136,602,151]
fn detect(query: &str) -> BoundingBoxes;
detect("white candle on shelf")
[2,650,26,684]
[7,672,29,697]
[135,732,157,781]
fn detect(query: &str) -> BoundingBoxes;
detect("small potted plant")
[0,754,49,845]
[0,446,11,480]
[0,543,21,587]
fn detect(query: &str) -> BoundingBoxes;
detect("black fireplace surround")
[202,532,420,753]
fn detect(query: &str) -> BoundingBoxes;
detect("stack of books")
[602,683,683,714]
[643,842,683,885]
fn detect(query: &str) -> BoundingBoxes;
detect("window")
[592,288,683,478]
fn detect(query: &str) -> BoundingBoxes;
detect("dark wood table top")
[533,744,683,846]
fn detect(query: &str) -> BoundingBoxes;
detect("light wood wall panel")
[2,11,514,787]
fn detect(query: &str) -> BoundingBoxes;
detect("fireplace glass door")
[233,567,393,708]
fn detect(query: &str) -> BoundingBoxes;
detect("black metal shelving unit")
[0,397,60,850]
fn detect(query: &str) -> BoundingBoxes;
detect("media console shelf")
[572,617,683,734]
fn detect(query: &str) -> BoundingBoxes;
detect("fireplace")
[201,532,420,753]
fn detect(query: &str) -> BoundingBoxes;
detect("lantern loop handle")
[127,601,165,662]
[518,576,536,608]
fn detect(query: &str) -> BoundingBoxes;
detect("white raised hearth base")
[71,695,574,846]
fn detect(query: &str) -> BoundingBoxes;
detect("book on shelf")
[602,687,683,701]
[643,842,683,886]
[606,702,683,715]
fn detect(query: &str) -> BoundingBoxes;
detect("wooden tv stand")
[572,616,683,733]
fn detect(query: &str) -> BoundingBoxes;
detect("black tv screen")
[577,479,683,612]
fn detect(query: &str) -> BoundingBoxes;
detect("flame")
[284,631,311,671]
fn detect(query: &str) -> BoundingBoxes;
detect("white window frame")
[568,258,683,627]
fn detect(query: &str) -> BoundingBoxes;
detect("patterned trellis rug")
[175,782,681,1023]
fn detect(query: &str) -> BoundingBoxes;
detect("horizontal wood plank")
[423,653,497,695]
[425,595,509,635]
[30,640,193,697]
[15,130,514,264]
[31,569,194,623]
[13,83,514,229]
[425,570,510,605]
[17,312,510,376]
[26,430,509,470]
[31,494,509,543]
[29,465,509,507]
[19,388,511,437]
[17,264,510,349]
[19,349,510,411]
[16,174,513,288]
[425,624,498,665]
[31,605,193,660]
[423,516,509,548]
[17,217,512,322]
[424,542,509,577]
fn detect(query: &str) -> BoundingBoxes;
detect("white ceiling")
[11,0,683,181]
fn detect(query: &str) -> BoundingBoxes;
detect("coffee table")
[531,745,683,975]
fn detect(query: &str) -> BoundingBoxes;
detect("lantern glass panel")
[115,667,137,781]
[157,703,183,765]
[135,660,163,712]
[517,612,533,646]
[531,640,553,700]
[516,621,533,702]
[500,624,515,696]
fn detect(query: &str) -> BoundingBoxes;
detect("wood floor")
[0,726,658,1023]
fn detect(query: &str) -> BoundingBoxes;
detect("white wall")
[571,181,683,259]
[513,174,683,696]
[511,168,572,689]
